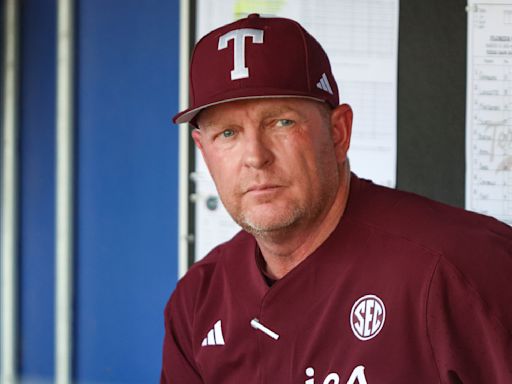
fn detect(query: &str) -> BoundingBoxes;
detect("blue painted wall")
[75,1,179,382]
[19,0,56,379]
[13,0,180,382]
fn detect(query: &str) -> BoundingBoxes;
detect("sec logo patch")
[350,294,386,341]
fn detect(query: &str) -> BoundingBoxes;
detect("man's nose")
[242,131,274,169]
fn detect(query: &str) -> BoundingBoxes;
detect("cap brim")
[173,94,327,126]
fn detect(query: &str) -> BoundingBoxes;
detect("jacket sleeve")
[427,256,512,383]
[160,288,204,384]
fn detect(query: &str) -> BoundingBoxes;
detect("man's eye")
[221,129,235,138]
[276,119,294,127]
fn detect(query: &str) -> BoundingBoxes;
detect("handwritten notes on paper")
[466,1,512,225]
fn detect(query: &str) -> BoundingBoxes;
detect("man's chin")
[237,209,303,237]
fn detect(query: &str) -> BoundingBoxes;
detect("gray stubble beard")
[236,205,307,239]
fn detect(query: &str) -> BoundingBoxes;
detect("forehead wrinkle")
[198,103,252,130]
[197,114,232,132]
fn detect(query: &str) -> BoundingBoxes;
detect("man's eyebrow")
[197,119,215,130]
[197,116,225,130]
[259,105,305,120]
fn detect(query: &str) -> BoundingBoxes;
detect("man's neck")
[255,168,351,280]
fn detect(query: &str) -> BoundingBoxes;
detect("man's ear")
[330,104,353,162]
[191,128,203,150]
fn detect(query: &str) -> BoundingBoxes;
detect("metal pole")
[55,0,74,382]
[1,0,19,382]
[179,0,191,277]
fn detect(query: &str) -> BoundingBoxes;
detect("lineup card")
[466,1,512,225]
[193,0,400,260]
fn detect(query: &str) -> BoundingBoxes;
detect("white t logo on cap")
[218,28,264,80]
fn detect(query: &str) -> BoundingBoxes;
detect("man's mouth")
[245,184,283,195]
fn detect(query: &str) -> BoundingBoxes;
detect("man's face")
[193,98,350,236]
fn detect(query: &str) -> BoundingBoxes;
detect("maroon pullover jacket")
[161,175,512,383]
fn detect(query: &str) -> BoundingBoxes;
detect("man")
[161,14,512,383]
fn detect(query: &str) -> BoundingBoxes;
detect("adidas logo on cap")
[316,73,334,95]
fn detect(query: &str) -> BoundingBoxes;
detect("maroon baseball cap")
[173,13,339,126]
